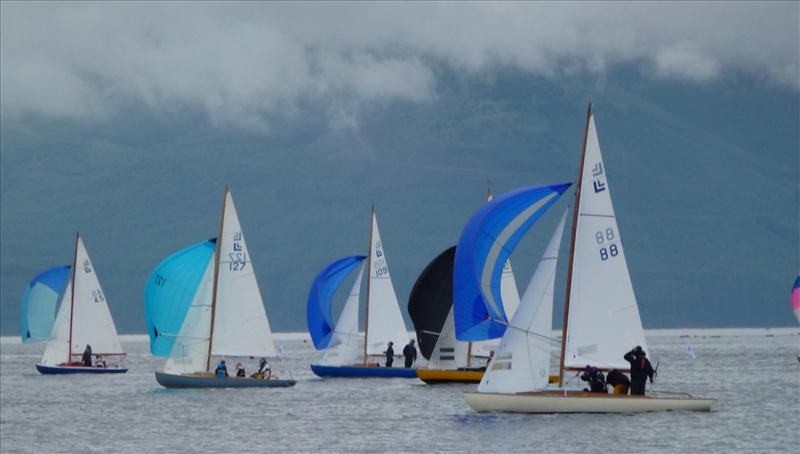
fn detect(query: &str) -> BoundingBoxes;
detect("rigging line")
[488,318,561,345]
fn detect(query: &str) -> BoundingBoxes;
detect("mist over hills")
[1,67,797,335]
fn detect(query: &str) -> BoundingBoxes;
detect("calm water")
[1,330,798,453]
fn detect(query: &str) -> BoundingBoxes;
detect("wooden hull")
[155,371,296,389]
[310,364,418,378]
[36,364,127,375]
[416,368,484,384]
[464,391,716,413]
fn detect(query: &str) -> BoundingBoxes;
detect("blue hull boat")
[311,364,418,378]
[155,371,297,388]
[36,364,128,375]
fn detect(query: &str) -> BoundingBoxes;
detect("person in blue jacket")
[215,359,229,378]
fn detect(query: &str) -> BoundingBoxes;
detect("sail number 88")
[596,228,618,261]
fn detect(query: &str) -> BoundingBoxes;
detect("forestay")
[454,183,571,342]
[366,211,410,354]
[69,237,125,357]
[144,239,216,357]
[563,114,647,370]
[479,210,567,393]
[20,266,70,343]
[212,191,276,358]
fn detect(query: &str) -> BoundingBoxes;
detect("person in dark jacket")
[402,340,417,368]
[606,368,631,395]
[385,342,394,367]
[580,365,608,393]
[624,346,655,395]
[81,345,92,367]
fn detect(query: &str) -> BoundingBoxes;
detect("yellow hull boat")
[416,368,485,384]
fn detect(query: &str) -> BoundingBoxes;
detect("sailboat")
[31,233,128,374]
[464,105,715,412]
[307,207,416,378]
[145,185,295,388]
[411,192,524,384]
[792,275,799,323]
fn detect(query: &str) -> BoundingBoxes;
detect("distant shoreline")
[1,327,797,344]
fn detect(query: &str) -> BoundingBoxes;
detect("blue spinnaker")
[19,266,70,342]
[307,255,366,350]
[144,239,216,357]
[454,183,571,341]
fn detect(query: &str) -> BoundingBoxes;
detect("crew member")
[580,365,607,393]
[606,368,631,395]
[624,346,655,395]
[81,345,92,367]
[215,359,229,378]
[385,342,394,368]
[402,340,417,368]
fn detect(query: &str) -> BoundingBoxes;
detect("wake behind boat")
[145,185,295,389]
[24,233,128,374]
[463,105,714,413]
[307,207,416,378]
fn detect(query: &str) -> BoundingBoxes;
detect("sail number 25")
[595,228,619,261]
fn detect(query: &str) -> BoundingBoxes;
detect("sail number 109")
[595,228,618,261]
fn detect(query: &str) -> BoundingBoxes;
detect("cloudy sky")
[2,1,798,132]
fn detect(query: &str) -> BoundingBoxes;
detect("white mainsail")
[211,190,277,358]
[563,113,647,371]
[479,210,567,393]
[322,265,365,366]
[40,235,124,366]
[428,307,469,369]
[163,257,215,374]
[365,211,410,355]
[39,280,72,365]
[69,236,124,357]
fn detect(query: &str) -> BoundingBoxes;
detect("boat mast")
[558,102,592,387]
[363,206,375,366]
[206,184,228,372]
[67,231,79,363]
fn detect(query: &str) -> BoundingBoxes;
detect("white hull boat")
[465,390,715,413]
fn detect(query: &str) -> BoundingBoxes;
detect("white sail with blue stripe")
[453,183,571,342]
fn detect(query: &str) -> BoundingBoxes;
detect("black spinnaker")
[407,246,456,360]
